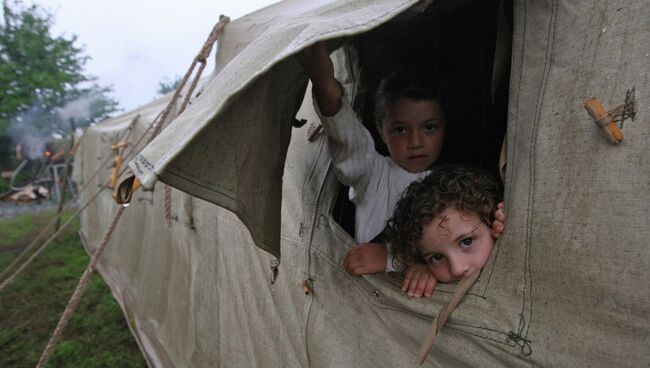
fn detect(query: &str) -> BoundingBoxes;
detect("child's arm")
[297,42,377,193]
[344,243,388,275]
[402,263,437,298]
[296,42,342,116]
[345,244,438,298]
[491,202,506,238]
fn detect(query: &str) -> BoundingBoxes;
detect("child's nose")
[407,131,423,148]
[449,256,471,279]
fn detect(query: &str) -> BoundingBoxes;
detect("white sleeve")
[314,96,380,204]
[385,243,404,273]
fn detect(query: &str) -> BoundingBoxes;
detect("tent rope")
[11,15,223,261]
[164,185,172,227]
[0,185,106,292]
[148,15,229,225]
[0,114,149,290]
[148,15,230,143]
[1,104,153,290]
[36,205,126,368]
[415,270,481,364]
[30,17,231,366]
[0,115,139,283]
[54,128,77,230]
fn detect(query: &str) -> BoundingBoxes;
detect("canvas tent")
[74,0,649,366]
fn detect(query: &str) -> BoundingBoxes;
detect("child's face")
[416,208,494,282]
[380,98,445,173]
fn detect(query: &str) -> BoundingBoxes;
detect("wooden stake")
[584,98,624,144]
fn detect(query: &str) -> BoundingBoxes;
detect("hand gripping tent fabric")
[74,0,650,366]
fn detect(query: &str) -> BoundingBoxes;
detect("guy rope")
[0,114,138,286]
[0,15,230,367]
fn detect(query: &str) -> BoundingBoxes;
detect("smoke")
[8,93,99,160]
[56,93,97,123]
[7,104,51,161]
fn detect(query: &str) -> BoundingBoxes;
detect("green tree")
[157,76,181,95]
[0,0,120,168]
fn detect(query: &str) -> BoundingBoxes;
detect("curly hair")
[387,165,503,266]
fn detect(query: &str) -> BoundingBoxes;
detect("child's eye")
[391,126,407,134]
[460,238,473,248]
[423,123,438,132]
[428,254,445,264]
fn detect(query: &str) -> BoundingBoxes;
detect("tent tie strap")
[415,270,480,365]
[109,155,124,189]
[108,141,131,189]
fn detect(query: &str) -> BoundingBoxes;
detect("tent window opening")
[330,0,512,239]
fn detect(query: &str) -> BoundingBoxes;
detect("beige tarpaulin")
[75,0,649,366]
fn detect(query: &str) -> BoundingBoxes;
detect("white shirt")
[315,97,430,271]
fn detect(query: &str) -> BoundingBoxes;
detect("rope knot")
[506,331,533,356]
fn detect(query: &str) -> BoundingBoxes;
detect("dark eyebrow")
[452,222,481,243]
[422,118,443,124]
[420,251,437,259]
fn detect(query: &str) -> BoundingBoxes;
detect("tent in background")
[74,0,649,366]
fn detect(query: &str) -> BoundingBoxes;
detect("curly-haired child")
[387,165,503,286]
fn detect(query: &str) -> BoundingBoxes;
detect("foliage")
[0,0,120,169]
[0,210,146,367]
[157,76,181,95]
[0,175,8,194]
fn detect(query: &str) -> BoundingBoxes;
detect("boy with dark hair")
[298,43,447,273]
[298,44,446,247]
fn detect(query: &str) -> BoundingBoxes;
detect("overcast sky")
[34,0,279,112]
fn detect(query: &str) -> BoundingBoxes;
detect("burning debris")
[1,184,50,204]
[3,96,91,206]
[2,138,76,205]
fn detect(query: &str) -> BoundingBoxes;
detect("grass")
[0,209,147,367]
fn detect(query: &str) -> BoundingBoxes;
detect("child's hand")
[491,201,506,238]
[402,263,437,298]
[295,42,341,116]
[296,42,334,85]
[344,243,387,275]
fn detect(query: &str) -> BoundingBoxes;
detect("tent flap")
[128,0,422,258]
